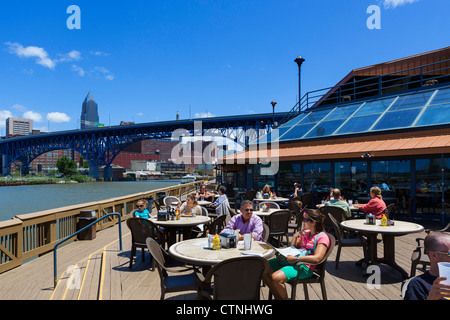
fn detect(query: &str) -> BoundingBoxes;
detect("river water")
[0,180,180,222]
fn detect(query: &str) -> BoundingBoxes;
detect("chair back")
[126,217,158,245]
[244,190,257,201]
[208,214,227,234]
[385,203,395,218]
[312,233,336,277]
[203,256,270,300]
[288,199,303,215]
[164,196,180,209]
[146,237,168,279]
[320,206,346,231]
[300,193,315,208]
[267,210,290,234]
[259,201,280,209]
[262,223,270,242]
[327,213,343,241]
[201,206,209,216]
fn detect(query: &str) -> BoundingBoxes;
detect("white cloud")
[47,112,71,123]
[71,64,85,77]
[5,42,56,69]
[23,111,43,122]
[137,112,144,116]
[383,0,419,8]
[56,50,82,63]
[0,110,13,128]
[11,104,27,112]
[93,67,114,80]
[90,51,110,57]
[194,112,215,118]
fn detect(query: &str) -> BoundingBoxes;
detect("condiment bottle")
[212,234,221,250]
[381,214,387,226]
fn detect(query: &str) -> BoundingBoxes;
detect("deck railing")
[0,180,204,274]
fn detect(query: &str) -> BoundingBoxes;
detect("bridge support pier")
[89,165,99,180]
[103,165,113,181]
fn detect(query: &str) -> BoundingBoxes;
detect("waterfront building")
[222,47,450,222]
[5,117,33,137]
[80,91,99,129]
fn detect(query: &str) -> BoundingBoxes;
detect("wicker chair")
[195,256,270,300]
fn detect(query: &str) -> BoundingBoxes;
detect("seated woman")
[261,184,273,199]
[196,185,214,201]
[354,186,387,219]
[264,209,330,300]
[133,199,151,219]
[177,194,202,216]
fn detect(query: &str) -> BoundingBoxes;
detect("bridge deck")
[0,219,439,301]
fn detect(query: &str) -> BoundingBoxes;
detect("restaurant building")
[223,46,450,222]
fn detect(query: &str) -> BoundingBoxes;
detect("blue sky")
[0,0,449,134]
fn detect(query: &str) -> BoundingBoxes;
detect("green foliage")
[56,156,77,177]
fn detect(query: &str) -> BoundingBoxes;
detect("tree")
[56,156,78,177]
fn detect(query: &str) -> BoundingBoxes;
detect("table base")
[357,234,409,279]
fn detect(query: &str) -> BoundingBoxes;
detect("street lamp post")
[271,100,277,127]
[294,56,306,112]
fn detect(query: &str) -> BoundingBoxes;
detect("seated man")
[208,185,230,216]
[324,189,351,218]
[403,231,450,300]
[224,200,263,241]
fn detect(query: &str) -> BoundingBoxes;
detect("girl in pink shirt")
[265,209,330,300]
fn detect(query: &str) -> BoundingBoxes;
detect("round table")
[151,215,211,247]
[341,219,424,279]
[253,197,290,203]
[169,237,275,267]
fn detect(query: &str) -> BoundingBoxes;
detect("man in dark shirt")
[403,231,450,300]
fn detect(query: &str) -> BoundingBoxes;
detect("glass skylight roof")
[253,85,450,144]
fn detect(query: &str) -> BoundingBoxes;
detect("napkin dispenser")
[366,213,375,225]
[157,211,169,221]
[219,231,237,248]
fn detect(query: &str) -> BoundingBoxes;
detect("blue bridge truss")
[0,112,288,178]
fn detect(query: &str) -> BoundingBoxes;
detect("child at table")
[134,199,151,219]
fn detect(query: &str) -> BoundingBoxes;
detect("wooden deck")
[0,218,444,301]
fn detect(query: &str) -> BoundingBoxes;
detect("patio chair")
[320,206,347,234]
[164,196,180,210]
[327,213,368,269]
[126,217,165,270]
[288,200,303,232]
[269,233,336,300]
[300,193,315,209]
[195,256,270,300]
[262,223,270,242]
[244,190,258,201]
[258,201,280,209]
[267,210,290,247]
[146,237,199,300]
[410,222,450,277]
[193,214,227,238]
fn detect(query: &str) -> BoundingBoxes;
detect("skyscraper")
[80,91,99,129]
[5,117,33,136]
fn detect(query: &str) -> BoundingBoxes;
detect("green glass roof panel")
[415,103,450,127]
[354,97,395,116]
[389,91,433,111]
[335,114,381,134]
[324,103,362,121]
[279,123,316,141]
[373,108,422,130]
[429,87,450,106]
[298,109,332,124]
[305,119,346,138]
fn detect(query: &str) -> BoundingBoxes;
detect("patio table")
[340,219,424,279]
[150,215,211,247]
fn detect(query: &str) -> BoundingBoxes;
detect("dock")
[0,218,439,301]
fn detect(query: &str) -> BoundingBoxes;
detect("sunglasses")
[242,208,254,212]
[303,218,314,223]
[137,204,145,208]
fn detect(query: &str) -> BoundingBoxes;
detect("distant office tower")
[5,117,33,136]
[80,91,99,129]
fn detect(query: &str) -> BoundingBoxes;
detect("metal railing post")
[53,212,122,289]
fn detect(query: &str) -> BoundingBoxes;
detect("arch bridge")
[0,112,288,179]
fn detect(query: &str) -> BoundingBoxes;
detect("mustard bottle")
[212,234,221,250]
[381,214,387,226]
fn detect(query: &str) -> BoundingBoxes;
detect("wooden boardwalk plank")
[0,219,443,300]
